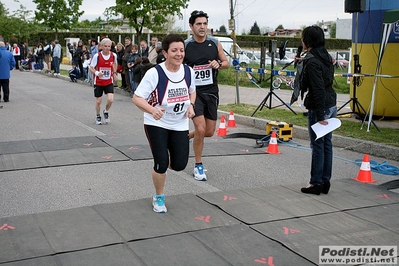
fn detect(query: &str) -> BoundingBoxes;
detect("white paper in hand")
[311,118,341,140]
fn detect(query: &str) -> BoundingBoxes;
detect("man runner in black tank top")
[184,10,229,181]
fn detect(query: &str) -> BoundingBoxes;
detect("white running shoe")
[152,194,167,213]
[193,164,207,181]
[95,115,102,125]
[103,110,109,124]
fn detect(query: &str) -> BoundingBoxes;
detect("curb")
[218,111,399,161]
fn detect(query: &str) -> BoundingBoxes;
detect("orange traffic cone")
[354,154,376,183]
[217,115,227,136]
[265,131,282,154]
[227,111,237,127]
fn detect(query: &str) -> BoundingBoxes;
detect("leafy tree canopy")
[33,0,84,38]
[104,0,189,40]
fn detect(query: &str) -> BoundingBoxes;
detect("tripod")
[251,51,297,116]
[337,12,380,132]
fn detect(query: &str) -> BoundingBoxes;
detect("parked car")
[241,50,260,64]
[253,51,272,66]
[329,52,349,68]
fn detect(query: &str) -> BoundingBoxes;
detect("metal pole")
[230,0,240,104]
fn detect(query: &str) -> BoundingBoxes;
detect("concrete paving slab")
[191,224,313,266]
[282,180,383,210]
[197,140,268,157]
[0,215,53,263]
[199,186,339,224]
[34,207,124,253]
[113,144,153,161]
[128,233,232,266]
[43,147,129,166]
[338,179,399,204]
[56,244,145,266]
[97,134,148,147]
[94,199,183,241]
[0,256,59,266]
[242,185,339,216]
[0,152,49,172]
[198,189,298,224]
[346,203,399,234]
[31,136,108,151]
[162,193,241,231]
[251,212,399,265]
[0,140,35,155]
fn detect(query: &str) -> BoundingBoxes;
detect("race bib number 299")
[193,64,213,86]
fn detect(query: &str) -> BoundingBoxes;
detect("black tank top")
[184,36,219,94]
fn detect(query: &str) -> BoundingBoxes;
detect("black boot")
[322,180,330,194]
[301,184,323,195]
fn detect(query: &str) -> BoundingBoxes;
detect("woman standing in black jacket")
[75,40,84,79]
[297,26,337,195]
[116,43,126,90]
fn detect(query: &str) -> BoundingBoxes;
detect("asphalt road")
[0,69,398,218]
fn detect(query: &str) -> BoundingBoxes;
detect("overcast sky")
[3,0,352,33]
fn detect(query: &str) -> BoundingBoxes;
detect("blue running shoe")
[152,194,167,213]
[193,164,207,181]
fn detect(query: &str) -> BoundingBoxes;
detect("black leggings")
[144,125,189,174]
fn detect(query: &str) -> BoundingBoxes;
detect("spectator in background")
[122,37,132,93]
[130,56,142,97]
[156,41,165,64]
[52,40,62,76]
[35,43,45,70]
[148,36,158,64]
[127,44,141,93]
[67,42,77,65]
[68,63,81,82]
[91,39,98,58]
[140,56,154,80]
[12,43,20,69]
[5,41,11,51]
[43,40,52,72]
[81,45,91,80]
[75,40,84,77]
[82,53,91,83]
[0,41,16,102]
[140,40,149,57]
[116,42,126,90]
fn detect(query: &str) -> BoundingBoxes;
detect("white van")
[214,36,252,66]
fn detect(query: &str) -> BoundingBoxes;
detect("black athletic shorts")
[94,83,114,98]
[193,92,219,121]
[144,125,189,174]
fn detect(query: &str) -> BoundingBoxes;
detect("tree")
[276,24,284,30]
[33,0,84,40]
[0,2,39,43]
[249,21,260,35]
[330,22,336,38]
[218,25,227,34]
[104,0,189,41]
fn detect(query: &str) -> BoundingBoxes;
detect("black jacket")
[301,47,336,121]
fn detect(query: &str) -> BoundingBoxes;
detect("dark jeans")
[307,106,337,185]
[0,79,10,101]
[53,57,60,74]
